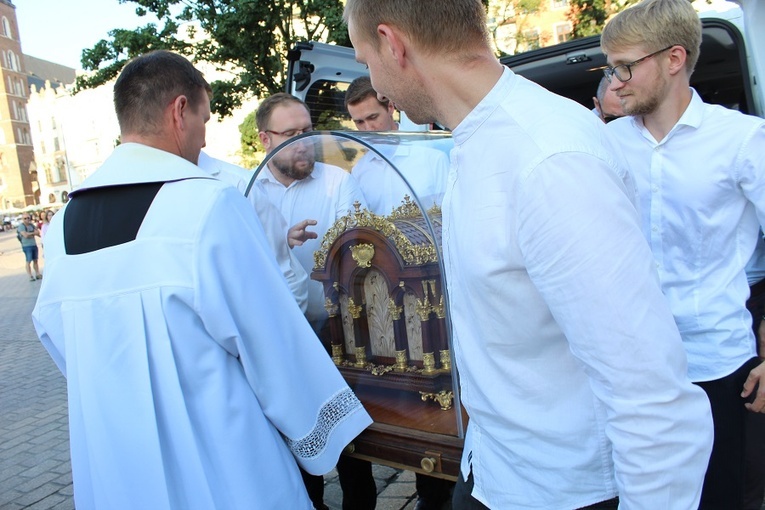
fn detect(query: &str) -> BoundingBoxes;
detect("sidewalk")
[0,229,423,510]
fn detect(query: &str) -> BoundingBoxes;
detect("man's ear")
[258,131,271,151]
[377,23,407,68]
[593,97,602,115]
[171,95,188,130]
[667,46,688,77]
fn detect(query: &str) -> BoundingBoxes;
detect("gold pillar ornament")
[395,349,408,372]
[331,344,344,365]
[347,298,363,320]
[324,297,339,317]
[422,352,437,374]
[388,298,403,320]
[354,346,368,367]
[439,349,451,371]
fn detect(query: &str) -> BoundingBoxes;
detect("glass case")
[247,131,465,479]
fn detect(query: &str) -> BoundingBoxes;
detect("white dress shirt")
[607,90,765,381]
[352,143,449,215]
[257,161,366,324]
[197,151,309,313]
[443,68,712,509]
[32,143,372,510]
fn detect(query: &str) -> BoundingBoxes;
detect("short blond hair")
[343,0,489,56]
[601,0,701,75]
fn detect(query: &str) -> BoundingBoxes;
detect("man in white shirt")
[344,75,453,510]
[344,0,714,508]
[197,150,309,313]
[345,76,449,217]
[32,50,371,510]
[601,1,765,507]
[254,92,372,510]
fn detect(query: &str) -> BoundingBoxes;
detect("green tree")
[566,0,641,38]
[76,0,350,117]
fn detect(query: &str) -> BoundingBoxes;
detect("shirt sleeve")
[516,151,713,507]
[194,187,372,474]
[738,122,765,231]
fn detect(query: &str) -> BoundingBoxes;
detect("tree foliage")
[75,0,350,117]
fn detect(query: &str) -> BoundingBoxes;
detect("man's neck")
[425,52,504,130]
[641,86,693,142]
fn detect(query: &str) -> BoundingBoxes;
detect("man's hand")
[758,319,765,359]
[288,219,318,248]
[742,360,765,412]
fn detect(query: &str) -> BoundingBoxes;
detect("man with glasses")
[601,0,765,507]
[254,92,370,510]
[344,0,713,508]
[17,214,41,281]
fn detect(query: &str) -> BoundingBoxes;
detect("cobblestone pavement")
[0,229,426,510]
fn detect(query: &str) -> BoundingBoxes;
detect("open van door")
[285,41,429,130]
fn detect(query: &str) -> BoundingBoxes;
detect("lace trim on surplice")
[286,387,362,459]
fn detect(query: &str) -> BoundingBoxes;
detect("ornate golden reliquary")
[312,197,454,410]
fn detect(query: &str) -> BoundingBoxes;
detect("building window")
[7,50,19,71]
[54,137,60,151]
[1,17,11,39]
[554,22,573,44]
[551,0,568,9]
[43,164,53,185]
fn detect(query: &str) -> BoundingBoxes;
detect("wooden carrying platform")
[312,198,465,479]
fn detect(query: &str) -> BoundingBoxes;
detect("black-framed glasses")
[264,126,313,138]
[603,45,676,83]
[22,216,31,220]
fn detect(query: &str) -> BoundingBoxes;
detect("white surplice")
[32,143,372,510]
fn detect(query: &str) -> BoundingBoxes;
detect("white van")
[284,2,763,125]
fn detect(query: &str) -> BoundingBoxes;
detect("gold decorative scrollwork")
[350,243,375,268]
[371,364,395,376]
[313,201,438,269]
[420,390,454,411]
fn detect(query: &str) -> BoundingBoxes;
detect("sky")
[14,0,161,70]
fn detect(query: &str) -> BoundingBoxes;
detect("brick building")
[0,0,37,209]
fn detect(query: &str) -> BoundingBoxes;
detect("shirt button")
[651,226,658,232]
[652,186,659,193]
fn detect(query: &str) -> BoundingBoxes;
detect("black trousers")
[301,456,377,510]
[452,470,618,509]
[744,281,765,509]
[696,356,762,510]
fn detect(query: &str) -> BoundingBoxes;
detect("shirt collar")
[72,143,212,197]
[258,161,319,188]
[452,67,515,146]
[631,87,704,143]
